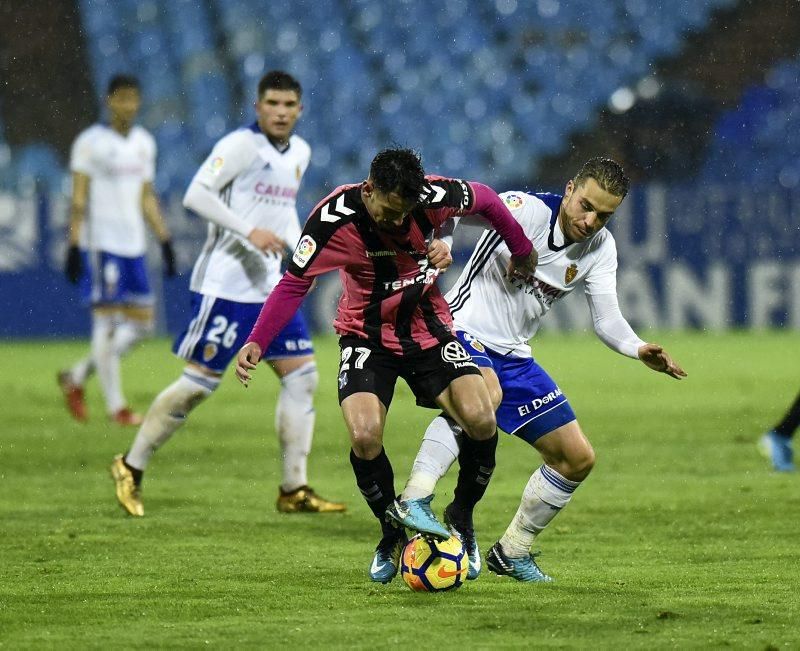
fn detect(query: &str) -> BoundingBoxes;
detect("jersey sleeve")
[143,131,157,183]
[192,130,258,193]
[583,234,619,296]
[420,176,474,226]
[286,188,359,278]
[69,130,94,176]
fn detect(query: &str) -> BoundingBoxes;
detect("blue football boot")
[444,503,481,580]
[369,529,405,584]
[385,495,450,541]
[486,542,553,583]
[758,430,795,472]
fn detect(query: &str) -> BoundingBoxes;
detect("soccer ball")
[400,534,467,592]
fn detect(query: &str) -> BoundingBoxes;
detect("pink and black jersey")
[288,176,473,354]
[245,176,532,358]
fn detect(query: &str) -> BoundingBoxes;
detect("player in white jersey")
[58,75,175,426]
[401,158,686,581]
[110,71,345,517]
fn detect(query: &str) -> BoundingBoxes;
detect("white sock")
[275,361,318,492]
[499,464,581,558]
[91,313,125,413]
[69,355,94,386]
[113,317,153,356]
[402,415,463,500]
[125,369,218,471]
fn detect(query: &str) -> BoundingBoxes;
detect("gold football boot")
[110,454,144,516]
[276,486,346,513]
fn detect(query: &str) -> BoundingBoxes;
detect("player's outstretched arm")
[235,342,262,387]
[637,343,687,380]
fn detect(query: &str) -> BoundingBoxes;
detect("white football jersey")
[69,124,156,257]
[447,191,618,357]
[189,125,310,303]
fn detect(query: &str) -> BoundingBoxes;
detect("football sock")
[402,414,462,500]
[774,390,800,438]
[350,447,396,537]
[112,317,153,356]
[499,464,580,558]
[69,355,94,386]
[451,431,498,516]
[91,312,125,413]
[125,369,219,471]
[275,361,318,492]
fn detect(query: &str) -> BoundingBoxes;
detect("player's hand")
[161,240,177,277]
[235,342,262,387]
[248,228,287,255]
[638,343,687,380]
[506,247,538,282]
[427,239,453,271]
[65,244,82,284]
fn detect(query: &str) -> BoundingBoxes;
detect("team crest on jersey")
[203,343,218,362]
[503,193,524,209]
[463,333,486,353]
[208,157,224,176]
[292,235,317,268]
[565,263,578,284]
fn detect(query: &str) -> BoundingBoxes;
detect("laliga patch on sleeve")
[502,193,524,209]
[207,156,224,176]
[292,235,317,268]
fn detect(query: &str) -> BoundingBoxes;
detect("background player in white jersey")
[402,157,686,581]
[110,71,345,517]
[58,74,175,426]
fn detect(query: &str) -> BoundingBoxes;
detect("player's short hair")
[574,157,630,198]
[258,70,302,99]
[107,75,140,96]
[369,148,426,203]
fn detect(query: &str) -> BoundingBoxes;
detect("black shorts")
[337,335,481,410]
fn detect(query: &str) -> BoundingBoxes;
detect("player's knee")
[460,404,497,440]
[281,361,318,400]
[489,385,503,411]
[349,421,384,459]
[564,443,595,481]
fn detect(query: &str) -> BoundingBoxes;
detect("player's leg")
[337,337,404,582]
[759,389,799,471]
[264,312,344,512]
[112,362,219,516]
[110,292,231,516]
[488,420,592,582]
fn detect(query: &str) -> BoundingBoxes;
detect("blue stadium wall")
[0,183,798,339]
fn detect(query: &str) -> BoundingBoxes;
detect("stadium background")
[0,0,798,338]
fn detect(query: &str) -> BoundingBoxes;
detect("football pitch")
[1,331,798,648]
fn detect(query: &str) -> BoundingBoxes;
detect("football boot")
[444,503,481,580]
[276,486,346,513]
[369,529,406,583]
[385,495,449,541]
[57,370,88,422]
[758,430,795,472]
[486,542,553,582]
[110,454,144,517]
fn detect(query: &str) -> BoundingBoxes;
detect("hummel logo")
[420,184,447,205]
[321,194,355,223]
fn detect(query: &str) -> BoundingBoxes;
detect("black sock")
[350,448,397,537]
[452,432,498,518]
[122,455,143,486]
[774,391,800,438]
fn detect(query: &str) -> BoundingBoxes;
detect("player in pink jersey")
[236,148,537,583]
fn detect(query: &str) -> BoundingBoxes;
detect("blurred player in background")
[759,389,799,471]
[235,147,538,583]
[58,74,175,426]
[110,71,345,517]
[403,157,686,582]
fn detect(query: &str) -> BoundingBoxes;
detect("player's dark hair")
[106,74,140,96]
[574,157,630,198]
[258,70,302,99]
[369,148,426,203]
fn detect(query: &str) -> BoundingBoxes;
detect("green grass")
[1,331,799,649]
